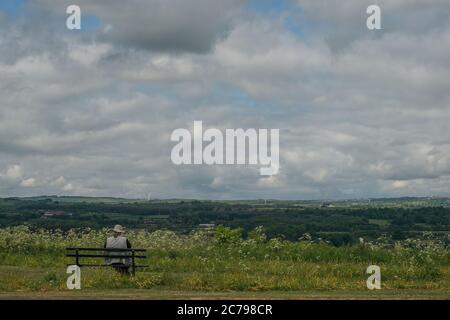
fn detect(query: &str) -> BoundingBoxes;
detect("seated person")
[104,225,132,274]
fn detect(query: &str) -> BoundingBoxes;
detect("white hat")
[112,224,125,233]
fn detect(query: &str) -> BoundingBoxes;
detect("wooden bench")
[66,247,148,275]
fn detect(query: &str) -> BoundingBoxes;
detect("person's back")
[104,225,132,274]
[106,235,129,250]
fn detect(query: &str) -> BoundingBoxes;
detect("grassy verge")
[0,226,449,298]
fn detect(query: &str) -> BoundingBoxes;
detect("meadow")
[0,225,448,298]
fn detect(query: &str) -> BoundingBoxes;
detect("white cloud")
[62,183,74,192]
[5,165,23,180]
[20,178,36,187]
[0,1,449,199]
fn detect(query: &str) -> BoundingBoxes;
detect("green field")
[0,226,448,299]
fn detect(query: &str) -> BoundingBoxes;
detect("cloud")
[0,1,449,199]
[33,0,247,53]
[0,164,37,192]
[4,164,23,181]
[20,177,36,187]
[296,0,450,52]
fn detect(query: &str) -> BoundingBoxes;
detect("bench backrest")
[66,247,148,275]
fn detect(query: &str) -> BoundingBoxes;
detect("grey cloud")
[34,0,247,53]
[1,1,450,199]
[297,0,450,52]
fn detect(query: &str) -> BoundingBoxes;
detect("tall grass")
[0,225,448,292]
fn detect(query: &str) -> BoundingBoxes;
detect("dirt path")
[1,289,449,300]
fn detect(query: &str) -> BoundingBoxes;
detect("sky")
[0,0,450,200]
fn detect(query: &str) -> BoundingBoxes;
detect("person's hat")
[112,224,125,233]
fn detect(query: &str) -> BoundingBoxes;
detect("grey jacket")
[104,236,132,265]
